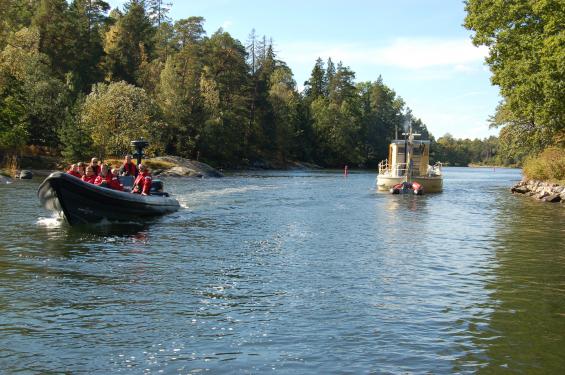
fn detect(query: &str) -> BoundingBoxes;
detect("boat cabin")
[386,139,431,177]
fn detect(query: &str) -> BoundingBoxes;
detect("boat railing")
[378,160,389,175]
[379,160,412,177]
[395,163,409,177]
[380,161,442,177]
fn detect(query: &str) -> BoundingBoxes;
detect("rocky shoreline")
[150,156,224,178]
[511,179,565,204]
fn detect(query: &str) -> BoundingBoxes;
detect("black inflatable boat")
[38,172,180,226]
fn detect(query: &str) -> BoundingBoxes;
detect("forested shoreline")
[464,0,564,182]
[2,0,555,173]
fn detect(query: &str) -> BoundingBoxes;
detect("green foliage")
[357,78,404,166]
[154,17,209,157]
[102,0,154,83]
[67,0,110,91]
[32,0,78,77]
[523,146,565,183]
[198,29,250,164]
[0,27,69,152]
[80,81,155,157]
[433,134,500,166]
[0,95,28,151]
[0,0,38,50]
[58,95,93,162]
[465,0,565,163]
[303,57,325,103]
[145,0,171,27]
[268,66,301,161]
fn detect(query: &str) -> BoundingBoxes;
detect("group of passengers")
[66,155,152,195]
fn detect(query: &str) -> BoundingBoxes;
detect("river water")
[0,167,563,374]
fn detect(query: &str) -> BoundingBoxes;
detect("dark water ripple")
[1,167,564,374]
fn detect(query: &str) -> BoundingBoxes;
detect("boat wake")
[36,215,64,228]
[176,185,278,209]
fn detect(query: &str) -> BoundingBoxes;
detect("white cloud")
[276,37,496,139]
[373,38,488,69]
[278,38,487,71]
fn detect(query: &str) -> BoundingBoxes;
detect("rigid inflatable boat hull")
[38,172,180,226]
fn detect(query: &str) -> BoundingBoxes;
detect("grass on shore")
[522,146,565,184]
[102,158,176,171]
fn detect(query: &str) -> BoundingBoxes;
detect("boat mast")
[402,116,410,182]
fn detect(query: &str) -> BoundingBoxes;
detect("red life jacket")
[82,175,96,184]
[108,175,124,191]
[94,172,124,191]
[67,169,81,178]
[132,172,152,195]
[93,174,109,186]
[122,162,138,176]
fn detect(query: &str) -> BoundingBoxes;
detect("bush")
[522,147,565,183]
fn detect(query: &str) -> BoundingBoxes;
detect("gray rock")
[19,170,33,179]
[511,186,530,194]
[543,194,561,203]
[536,191,549,199]
[152,156,223,178]
[160,166,203,178]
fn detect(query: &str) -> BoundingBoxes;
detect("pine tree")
[68,0,110,90]
[145,0,171,27]
[102,0,155,83]
[32,0,78,76]
[304,57,325,103]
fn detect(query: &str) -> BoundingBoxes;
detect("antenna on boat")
[131,138,149,165]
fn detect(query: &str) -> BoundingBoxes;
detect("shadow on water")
[458,196,565,373]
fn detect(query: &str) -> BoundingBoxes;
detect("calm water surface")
[0,167,563,374]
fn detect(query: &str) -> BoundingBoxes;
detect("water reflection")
[383,193,428,213]
[463,196,565,373]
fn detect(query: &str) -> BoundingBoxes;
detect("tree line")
[1,0,501,170]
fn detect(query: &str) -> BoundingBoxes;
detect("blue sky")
[109,0,501,140]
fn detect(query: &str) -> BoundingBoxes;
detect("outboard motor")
[151,180,163,193]
[131,138,149,165]
[150,179,169,196]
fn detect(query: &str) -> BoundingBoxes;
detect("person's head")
[99,164,108,177]
[77,162,86,174]
[125,154,132,163]
[111,168,120,176]
[138,164,147,173]
[91,157,98,166]
[70,163,77,171]
[85,166,94,176]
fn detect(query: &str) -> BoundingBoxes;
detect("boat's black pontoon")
[38,172,180,225]
[37,139,180,226]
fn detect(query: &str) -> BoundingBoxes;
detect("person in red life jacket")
[132,164,152,195]
[77,162,86,177]
[119,154,138,177]
[108,168,124,191]
[82,166,96,183]
[67,164,81,178]
[90,157,101,176]
[93,164,110,187]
